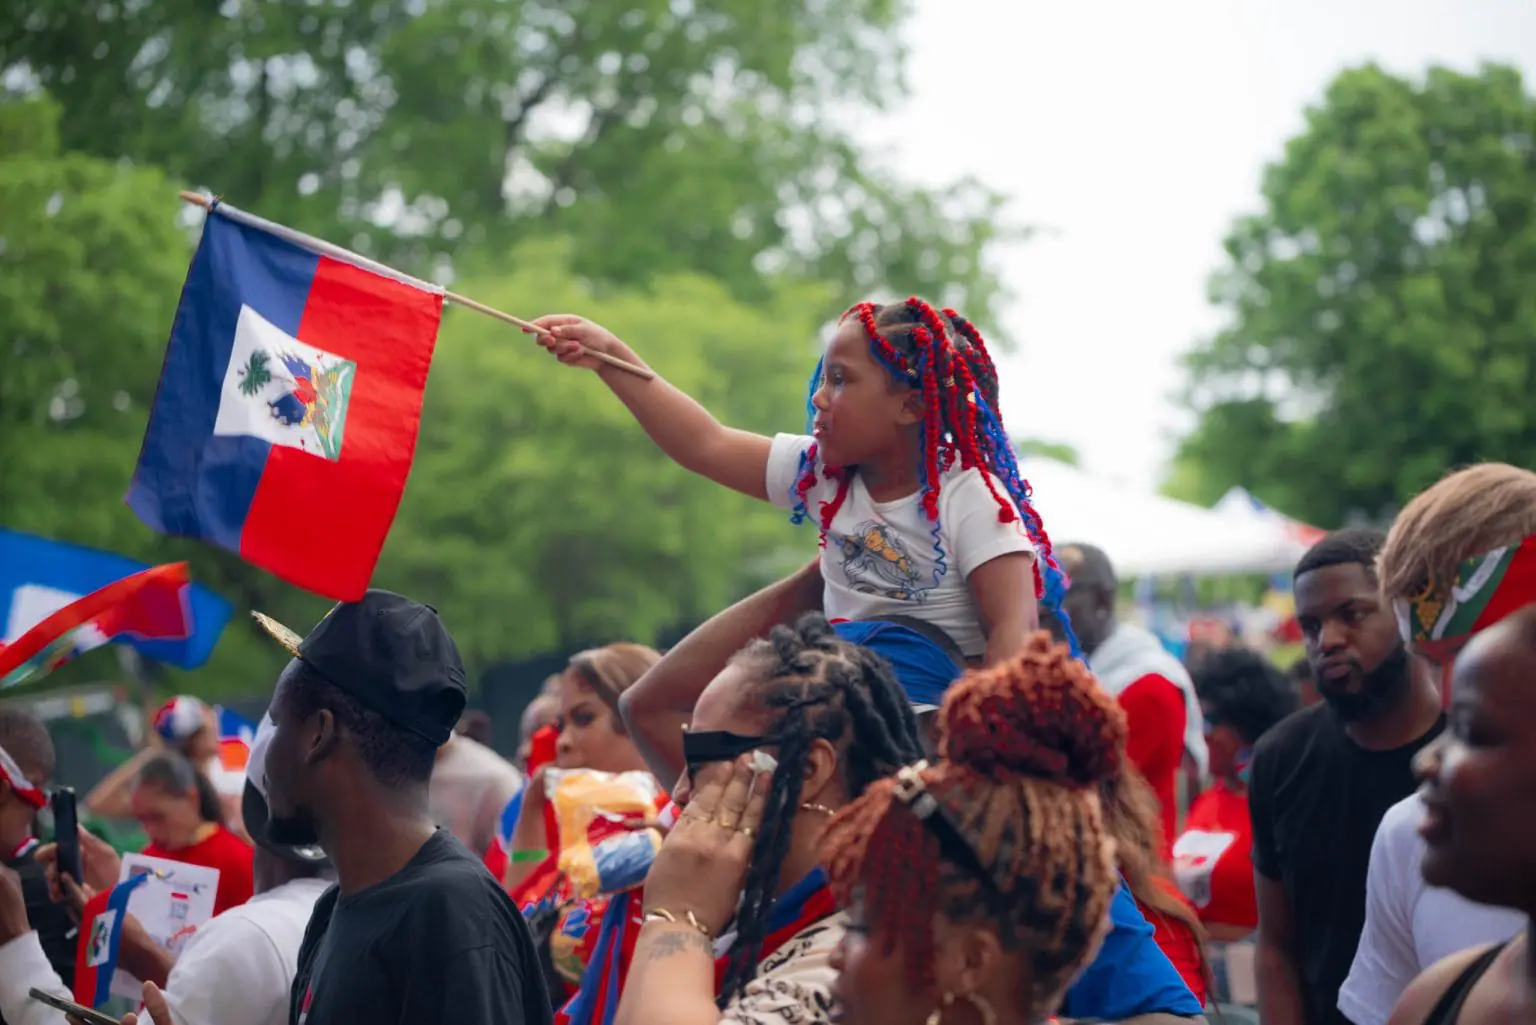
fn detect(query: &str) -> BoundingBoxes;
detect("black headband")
[892,761,1004,900]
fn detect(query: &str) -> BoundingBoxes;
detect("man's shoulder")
[1253,701,1335,761]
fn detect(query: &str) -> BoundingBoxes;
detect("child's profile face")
[810,320,915,467]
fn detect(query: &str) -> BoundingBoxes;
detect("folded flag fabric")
[0,564,193,689]
[74,871,151,1008]
[127,200,445,601]
[0,529,230,669]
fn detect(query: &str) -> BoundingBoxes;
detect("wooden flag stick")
[177,191,655,380]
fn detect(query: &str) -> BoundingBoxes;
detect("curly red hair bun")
[938,632,1127,788]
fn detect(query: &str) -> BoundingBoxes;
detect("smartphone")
[28,988,122,1025]
[51,788,82,891]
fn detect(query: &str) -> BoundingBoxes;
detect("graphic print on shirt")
[1171,830,1237,909]
[833,521,929,601]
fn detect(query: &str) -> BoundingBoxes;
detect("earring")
[800,803,835,816]
[924,992,997,1025]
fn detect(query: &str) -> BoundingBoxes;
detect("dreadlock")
[821,632,1125,1011]
[789,296,1075,650]
[718,612,925,1008]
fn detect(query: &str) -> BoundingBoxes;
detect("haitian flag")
[0,564,194,689]
[74,872,151,1008]
[127,200,444,601]
[0,528,230,669]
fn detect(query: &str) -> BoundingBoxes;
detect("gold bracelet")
[642,907,714,940]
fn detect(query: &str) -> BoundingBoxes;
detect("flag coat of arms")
[128,202,444,600]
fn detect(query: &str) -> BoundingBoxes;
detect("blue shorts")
[831,620,962,711]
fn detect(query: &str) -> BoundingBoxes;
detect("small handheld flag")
[73,872,151,1008]
[0,564,194,689]
[127,199,446,601]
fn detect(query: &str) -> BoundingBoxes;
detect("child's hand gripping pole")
[524,315,654,380]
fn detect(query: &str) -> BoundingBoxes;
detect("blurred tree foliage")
[1,0,1014,323]
[1176,63,1536,526]
[376,239,823,660]
[0,99,823,693]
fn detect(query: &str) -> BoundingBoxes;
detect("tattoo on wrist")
[645,927,715,960]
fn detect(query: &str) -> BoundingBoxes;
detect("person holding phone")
[0,715,333,1025]
[0,708,76,992]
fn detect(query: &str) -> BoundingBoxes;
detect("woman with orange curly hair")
[821,633,1205,1025]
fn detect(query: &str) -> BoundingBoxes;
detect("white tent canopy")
[1020,459,1308,577]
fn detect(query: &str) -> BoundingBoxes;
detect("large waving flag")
[0,529,230,669]
[127,199,445,601]
[0,564,194,689]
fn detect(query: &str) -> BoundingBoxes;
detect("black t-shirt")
[6,842,76,1007]
[289,830,551,1025]
[1249,703,1444,1025]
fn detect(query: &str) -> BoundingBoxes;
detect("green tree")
[1176,63,1536,526]
[377,240,824,660]
[1,0,1015,325]
[0,96,332,697]
[1015,438,1080,466]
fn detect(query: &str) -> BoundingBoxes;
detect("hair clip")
[893,760,938,818]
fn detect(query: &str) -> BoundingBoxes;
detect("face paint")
[1394,535,1536,706]
[1235,746,1254,784]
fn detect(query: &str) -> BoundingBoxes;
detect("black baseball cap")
[253,590,468,746]
[242,712,329,866]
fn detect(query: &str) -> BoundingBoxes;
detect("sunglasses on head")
[680,727,768,780]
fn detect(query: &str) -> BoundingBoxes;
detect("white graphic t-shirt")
[766,434,1037,657]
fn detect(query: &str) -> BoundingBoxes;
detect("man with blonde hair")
[1338,462,1536,1025]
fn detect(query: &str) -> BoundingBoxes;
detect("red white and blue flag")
[0,564,194,689]
[127,200,445,601]
[73,872,151,1008]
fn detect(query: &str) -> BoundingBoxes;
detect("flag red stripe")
[0,564,191,678]
[240,257,442,600]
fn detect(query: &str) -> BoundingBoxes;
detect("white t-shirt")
[766,434,1037,657]
[0,876,328,1025]
[1337,793,1524,1025]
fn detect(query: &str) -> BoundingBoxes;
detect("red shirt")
[1137,879,1209,1006]
[1172,781,1256,931]
[1118,672,1187,856]
[143,824,254,914]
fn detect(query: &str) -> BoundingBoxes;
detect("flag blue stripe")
[127,211,320,553]
[0,529,231,669]
[92,872,151,1007]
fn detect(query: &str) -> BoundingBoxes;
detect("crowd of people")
[0,298,1531,1025]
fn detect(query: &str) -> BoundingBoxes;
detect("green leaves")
[1177,63,1536,525]
[237,350,271,397]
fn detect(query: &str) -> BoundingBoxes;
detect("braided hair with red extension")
[717,613,925,1009]
[787,298,1077,653]
[820,632,1126,1012]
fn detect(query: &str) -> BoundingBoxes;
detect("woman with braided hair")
[822,633,1205,1025]
[593,611,925,1025]
[530,298,1072,715]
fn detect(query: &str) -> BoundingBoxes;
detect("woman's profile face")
[1416,621,1536,905]
[554,671,646,774]
[671,663,771,808]
[131,782,203,851]
[829,897,994,1025]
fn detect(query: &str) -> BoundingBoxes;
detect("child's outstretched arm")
[530,314,773,501]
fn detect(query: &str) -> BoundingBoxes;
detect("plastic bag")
[543,768,667,900]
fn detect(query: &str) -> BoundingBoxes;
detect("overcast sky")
[865,0,1536,492]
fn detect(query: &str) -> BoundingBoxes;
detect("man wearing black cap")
[252,591,549,1025]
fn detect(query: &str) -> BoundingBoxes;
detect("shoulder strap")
[1421,942,1507,1025]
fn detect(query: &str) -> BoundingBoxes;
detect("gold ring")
[718,815,737,831]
